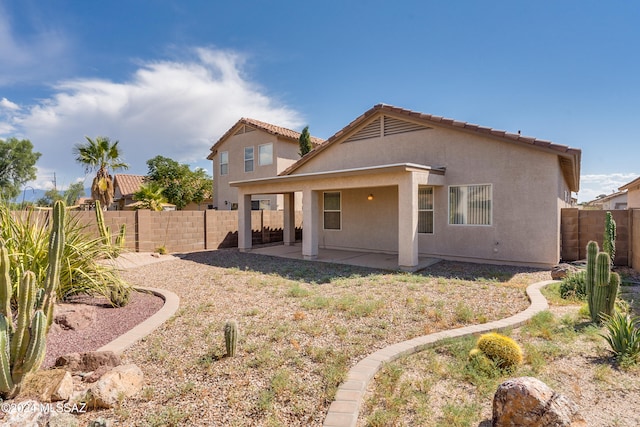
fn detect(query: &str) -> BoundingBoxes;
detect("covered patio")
[230,163,446,271]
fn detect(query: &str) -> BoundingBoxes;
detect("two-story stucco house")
[207,118,323,210]
[230,104,581,270]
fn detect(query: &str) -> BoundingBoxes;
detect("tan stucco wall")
[627,188,640,209]
[212,130,301,210]
[632,209,640,271]
[294,123,568,267]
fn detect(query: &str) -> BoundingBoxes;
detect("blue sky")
[0,0,638,202]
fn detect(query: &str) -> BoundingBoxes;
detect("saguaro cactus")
[585,240,619,323]
[0,200,65,397]
[603,211,616,266]
[224,320,239,357]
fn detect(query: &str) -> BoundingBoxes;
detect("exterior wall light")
[367,194,374,201]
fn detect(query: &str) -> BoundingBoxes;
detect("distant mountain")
[14,188,92,204]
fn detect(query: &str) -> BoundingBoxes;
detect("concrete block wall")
[632,209,640,271]
[13,208,300,255]
[561,208,630,266]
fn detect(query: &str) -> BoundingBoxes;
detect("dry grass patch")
[75,250,549,426]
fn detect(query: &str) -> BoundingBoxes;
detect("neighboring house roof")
[281,104,582,192]
[113,174,146,197]
[207,117,325,160]
[619,176,640,191]
[584,190,627,207]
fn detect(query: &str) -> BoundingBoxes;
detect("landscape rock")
[0,399,49,426]
[54,351,121,373]
[493,377,586,427]
[18,369,73,402]
[82,366,111,383]
[551,263,580,280]
[87,364,144,409]
[48,412,79,427]
[54,304,97,331]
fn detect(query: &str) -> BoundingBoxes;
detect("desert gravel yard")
[77,249,549,426]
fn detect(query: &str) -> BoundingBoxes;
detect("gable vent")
[383,116,430,136]
[344,118,381,143]
[234,125,257,136]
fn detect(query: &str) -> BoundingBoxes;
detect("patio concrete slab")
[250,243,440,271]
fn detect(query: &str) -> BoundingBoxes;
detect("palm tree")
[73,136,129,210]
[133,182,167,211]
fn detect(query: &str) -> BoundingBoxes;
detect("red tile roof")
[281,104,582,192]
[113,174,146,197]
[207,118,324,159]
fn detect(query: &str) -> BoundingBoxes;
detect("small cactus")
[474,332,523,370]
[224,320,239,357]
[109,285,131,308]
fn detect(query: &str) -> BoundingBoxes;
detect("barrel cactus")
[585,240,619,323]
[0,200,65,398]
[473,332,523,370]
[224,320,239,357]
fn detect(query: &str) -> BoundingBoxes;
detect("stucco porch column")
[238,192,252,252]
[398,173,419,270]
[302,189,318,259]
[283,192,295,246]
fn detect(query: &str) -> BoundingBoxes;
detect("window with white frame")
[418,186,434,233]
[449,184,492,225]
[323,192,341,230]
[258,143,273,166]
[244,147,254,172]
[219,151,228,176]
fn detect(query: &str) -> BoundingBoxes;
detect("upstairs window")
[449,184,492,225]
[244,146,254,172]
[323,192,341,230]
[418,186,434,234]
[219,151,228,176]
[259,143,273,166]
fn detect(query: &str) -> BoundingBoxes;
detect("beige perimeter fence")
[561,208,640,270]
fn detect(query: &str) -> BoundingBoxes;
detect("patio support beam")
[398,172,419,270]
[302,188,319,259]
[238,192,252,252]
[283,192,295,246]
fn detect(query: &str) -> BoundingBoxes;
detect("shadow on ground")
[176,248,547,284]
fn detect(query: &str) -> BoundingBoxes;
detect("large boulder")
[18,369,74,402]
[86,364,144,409]
[493,377,586,427]
[55,351,121,373]
[551,264,580,280]
[54,304,97,331]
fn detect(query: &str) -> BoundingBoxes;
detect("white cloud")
[3,47,303,189]
[578,173,639,203]
[0,98,19,110]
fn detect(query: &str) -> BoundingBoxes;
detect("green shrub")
[601,312,640,364]
[473,332,523,370]
[559,271,586,300]
[0,203,131,302]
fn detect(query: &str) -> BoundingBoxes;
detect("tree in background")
[133,182,167,211]
[35,182,86,207]
[145,155,212,210]
[298,126,312,157]
[0,138,41,200]
[73,136,128,210]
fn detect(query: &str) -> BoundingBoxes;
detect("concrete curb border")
[323,279,556,427]
[97,286,180,355]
